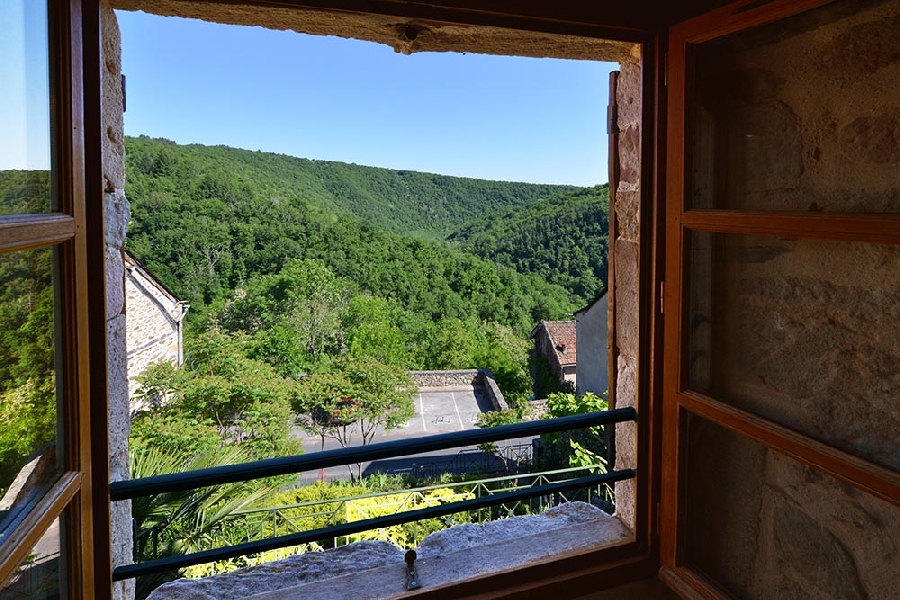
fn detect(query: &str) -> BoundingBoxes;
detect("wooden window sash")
[681,211,900,245]
[677,391,900,506]
[0,473,81,585]
[661,0,899,580]
[0,0,103,596]
[0,215,76,253]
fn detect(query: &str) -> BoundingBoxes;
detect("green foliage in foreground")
[541,392,609,472]
[130,445,281,599]
[294,356,416,479]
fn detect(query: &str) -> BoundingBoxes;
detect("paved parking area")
[292,385,499,483]
[395,386,494,437]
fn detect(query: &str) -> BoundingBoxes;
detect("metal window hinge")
[659,281,665,314]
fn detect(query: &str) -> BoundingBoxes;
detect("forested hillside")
[447,185,610,306]
[125,136,575,239]
[124,137,578,330]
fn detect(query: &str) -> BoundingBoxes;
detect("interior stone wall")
[686,417,899,600]
[101,4,134,599]
[110,0,636,63]
[684,0,900,596]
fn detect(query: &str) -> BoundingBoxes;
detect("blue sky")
[0,1,51,170]
[116,11,615,186]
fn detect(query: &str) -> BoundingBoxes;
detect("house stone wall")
[125,259,185,403]
[682,0,900,596]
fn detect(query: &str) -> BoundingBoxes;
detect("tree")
[131,329,301,462]
[130,445,278,599]
[295,355,416,479]
[541,392,609,472]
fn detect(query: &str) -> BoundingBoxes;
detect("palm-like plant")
[130,446,278,598]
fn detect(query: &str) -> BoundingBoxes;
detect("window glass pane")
[687,232,900,473]
[0,516,61,599]
[689,0,900,212]
[683,414,900,599]
[0,0,53,215]
[0,248,61,541]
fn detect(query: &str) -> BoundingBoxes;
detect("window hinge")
[663,52,667,87]
[659,281,664,313]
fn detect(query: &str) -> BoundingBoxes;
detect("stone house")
[124,251,188,404]
[4,0,899,598]
[530,320,577,388]
[574,293,609,398]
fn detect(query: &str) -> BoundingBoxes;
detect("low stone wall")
[479,370,508,412]
[408,369,508,412]
[409,369,480,388]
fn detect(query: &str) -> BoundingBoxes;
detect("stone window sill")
[147,502,632,600]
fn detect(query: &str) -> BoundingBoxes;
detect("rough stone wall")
[125,262,184,403]
[531,326,565,383]
[100,4,134,599]
[111,0,634,63]
[686,417,899,600]
[611,57,642,531]
[683,0,900,596]
[409,369,480,388]
[575,295,609,398]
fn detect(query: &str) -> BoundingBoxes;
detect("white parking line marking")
[451,392,464,430]
[419,393,427,432]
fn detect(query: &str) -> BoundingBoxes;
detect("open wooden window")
[661,0,900,596]
[0,1,108,597]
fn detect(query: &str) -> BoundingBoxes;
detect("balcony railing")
[109,408,637,582]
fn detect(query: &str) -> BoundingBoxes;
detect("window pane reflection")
[0,517,61,599]
[0,248,60,541]
[0,0,53,215]
[687,232,900,473]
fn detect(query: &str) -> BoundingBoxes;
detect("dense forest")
[0,172,56,492]
[447,185,610,306]
[124,135,575,240]
[1,142,610,486]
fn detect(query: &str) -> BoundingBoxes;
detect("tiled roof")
[545,320,577,366]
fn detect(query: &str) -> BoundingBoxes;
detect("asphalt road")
[290,386,532,484]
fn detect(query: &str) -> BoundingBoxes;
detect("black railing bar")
[111,408,636,501]
[112,467,634,581]
[231,465,600,515]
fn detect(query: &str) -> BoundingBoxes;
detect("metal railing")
[110,408,636,582]
[237,464,613,547]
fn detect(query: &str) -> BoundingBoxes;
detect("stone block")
[102,4,125,193]
[613,239,638,361]
[106,246,125,319]
[614,190,640,242]
[105,191,130,248]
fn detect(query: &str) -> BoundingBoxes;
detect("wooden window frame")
[660,0,900,596]
[0,1,110,598]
